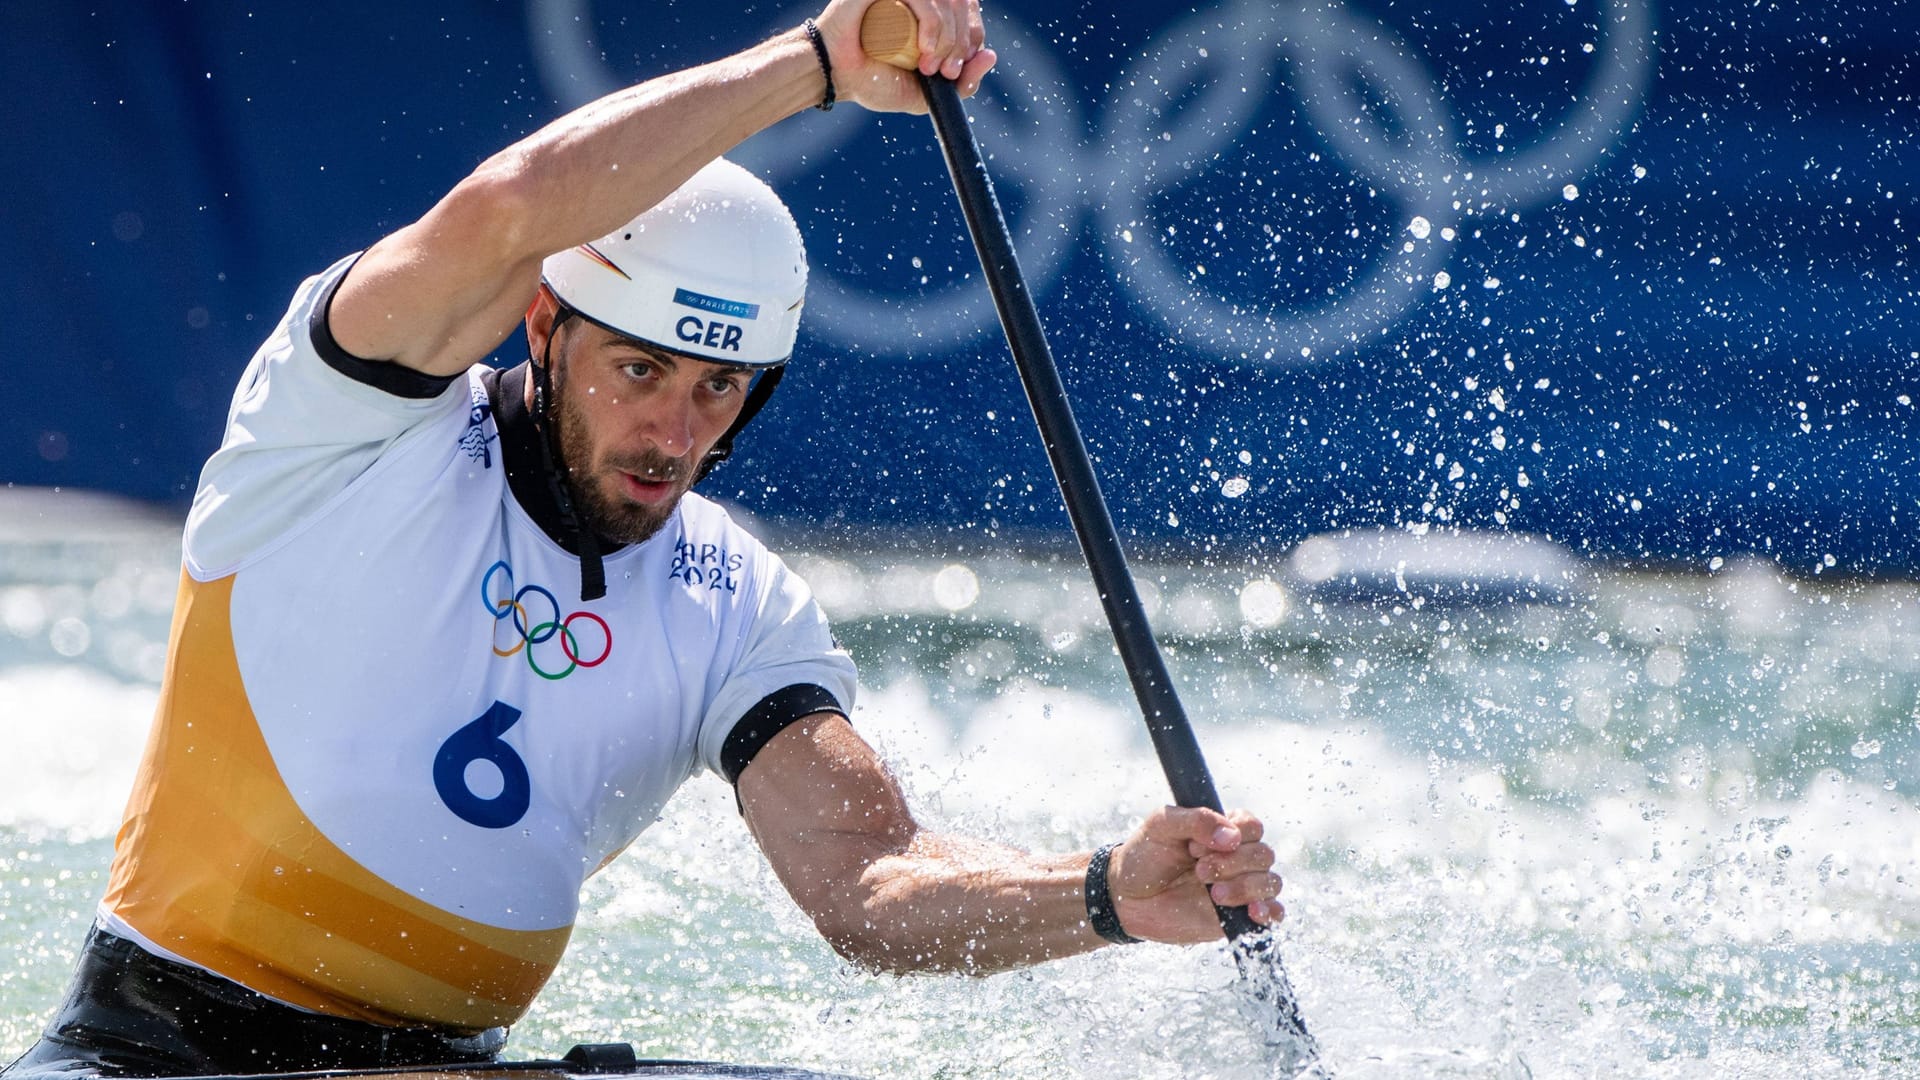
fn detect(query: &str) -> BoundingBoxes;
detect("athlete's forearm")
[330,2,992,375]
[818,832,1104,975]
[328,27,825,373]
[475,28,821,265]
[742,715,1108,975]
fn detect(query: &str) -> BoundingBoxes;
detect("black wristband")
[1085,842,1142,945]
[802,19,835,111]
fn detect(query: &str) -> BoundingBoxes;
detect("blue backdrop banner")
[4,1,1914,572]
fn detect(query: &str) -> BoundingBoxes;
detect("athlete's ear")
[525,286,565,367]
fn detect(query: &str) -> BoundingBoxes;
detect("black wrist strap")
[1085,842,1142,945]
[802,19,835,111]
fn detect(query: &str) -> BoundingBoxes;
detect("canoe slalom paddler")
[3,1,1284,1074]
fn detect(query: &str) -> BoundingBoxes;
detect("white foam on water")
[1,644,1911,1077]
[857,675,1161,838]
[0,665,153,839]
[554,676,1916,1078]
[3,534,1916,1076]
[846,674,1919,936]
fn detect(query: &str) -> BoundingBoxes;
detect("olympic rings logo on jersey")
[529,0,1655,365]
[480,560,613,680]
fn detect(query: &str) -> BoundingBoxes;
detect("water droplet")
[49,618,91,658]
[1238,579,1288,628]
[931,564,980,611]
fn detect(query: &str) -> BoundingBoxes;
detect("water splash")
[1229,931,1324,1078]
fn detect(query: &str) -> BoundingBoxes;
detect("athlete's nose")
[642,386,698,458]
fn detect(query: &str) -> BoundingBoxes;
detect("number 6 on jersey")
[434,701,532,828]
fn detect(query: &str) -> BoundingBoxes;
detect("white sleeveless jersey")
[101,255,856,1031]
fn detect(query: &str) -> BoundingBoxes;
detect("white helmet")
[541,158,806,367]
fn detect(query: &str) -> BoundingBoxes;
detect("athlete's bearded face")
[548,321,752,546]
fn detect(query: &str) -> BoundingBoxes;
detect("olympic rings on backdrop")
[528,0,1655,364]
[480,560,612,680]
[1088,0,1655,358]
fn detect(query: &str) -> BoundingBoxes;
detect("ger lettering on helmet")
[540,158,808,369]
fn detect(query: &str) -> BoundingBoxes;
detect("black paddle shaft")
[915,78,1322,1066]
[915,72,1256,937]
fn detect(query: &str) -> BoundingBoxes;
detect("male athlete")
[5,0,1284,1074]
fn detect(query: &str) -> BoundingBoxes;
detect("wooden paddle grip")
[860,0,920,69]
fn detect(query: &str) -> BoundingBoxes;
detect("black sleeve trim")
[720,683,846,785]
[307,258,462,400]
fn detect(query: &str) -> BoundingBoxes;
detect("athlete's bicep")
[737,715,918,932]
[329,170,548,377]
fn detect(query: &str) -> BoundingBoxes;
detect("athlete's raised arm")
[328,0,994,378]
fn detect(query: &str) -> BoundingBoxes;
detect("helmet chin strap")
[532,306,608,602]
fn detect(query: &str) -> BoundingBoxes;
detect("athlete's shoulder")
[298,252,364,315]
[222,254,358,393]
[267,253,365,363]
[186,254,491,578]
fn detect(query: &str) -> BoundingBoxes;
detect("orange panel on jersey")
[103,571,572,1031]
